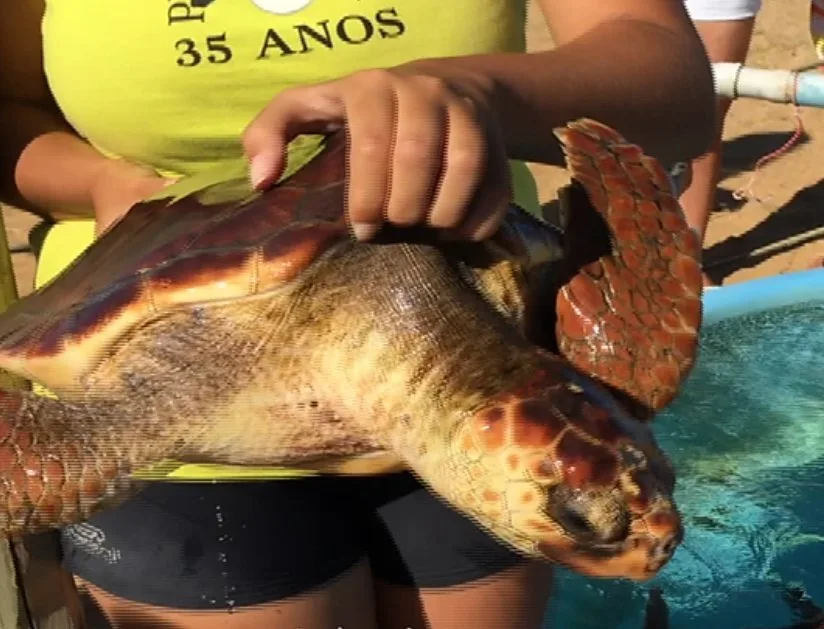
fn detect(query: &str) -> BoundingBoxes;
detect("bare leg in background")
[374,562,554,629]
[678,17,757,286]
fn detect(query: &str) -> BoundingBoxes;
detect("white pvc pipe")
[712,62,824,108]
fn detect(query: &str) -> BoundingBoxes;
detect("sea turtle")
[0,119,702,581]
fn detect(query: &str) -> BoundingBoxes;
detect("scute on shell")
[0,134,353,390]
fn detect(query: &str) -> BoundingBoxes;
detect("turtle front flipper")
[0,390,146,536]
[552,119,704,417]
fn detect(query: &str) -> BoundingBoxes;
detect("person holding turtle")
[0,1,714,628]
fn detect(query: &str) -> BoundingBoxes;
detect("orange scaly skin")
[446,361,681,581]
[0,391,133,534]
[554,121,704,415]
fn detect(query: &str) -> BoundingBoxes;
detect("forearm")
[0,100,108,220]
[416,18,715,167]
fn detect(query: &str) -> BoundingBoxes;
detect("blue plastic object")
[703,268,824,325]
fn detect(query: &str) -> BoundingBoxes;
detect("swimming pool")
[547,269,824,629]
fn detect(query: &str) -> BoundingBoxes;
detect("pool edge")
[703,268,824,325]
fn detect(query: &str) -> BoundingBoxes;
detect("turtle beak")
[537,512,682,581]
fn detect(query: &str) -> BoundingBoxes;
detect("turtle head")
[452,363,681,581]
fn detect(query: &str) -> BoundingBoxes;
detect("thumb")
[242,85,346,190]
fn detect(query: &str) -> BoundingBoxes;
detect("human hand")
[91,159,176,235]
[243,63,511,242]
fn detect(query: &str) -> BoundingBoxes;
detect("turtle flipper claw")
[552,119,703,417]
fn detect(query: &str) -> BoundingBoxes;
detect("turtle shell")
[0,133,549,393]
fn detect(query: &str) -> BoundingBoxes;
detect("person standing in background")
[680,0,763,286]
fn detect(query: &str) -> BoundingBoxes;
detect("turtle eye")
[547,487,599,541]
[559,505,597,539]
[546,486,629,545]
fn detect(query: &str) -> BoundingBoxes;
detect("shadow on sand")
[715,130,811,214]
[720,131,811,179]
[704,175,824,284]
[541,129,822,286]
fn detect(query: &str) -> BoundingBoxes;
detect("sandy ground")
[2,0,823,294]
[526,0,824,285]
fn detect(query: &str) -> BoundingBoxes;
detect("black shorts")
[60,472,525,610]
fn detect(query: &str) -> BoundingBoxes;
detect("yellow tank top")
[38,0,538,480]
[43,0,535,199]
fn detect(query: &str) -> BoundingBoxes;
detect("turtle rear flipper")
[552,119,704,417]
[0,390,144,536]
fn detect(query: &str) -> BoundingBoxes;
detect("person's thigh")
[686,0,759,79]
[77,561,375,629]
[374,562,553,629]
[61,478,378,629]
[691,16,756,148]
[676,5,758,249]
[683,0,762,25]
[362,473,553,629]
[693,17,756,67]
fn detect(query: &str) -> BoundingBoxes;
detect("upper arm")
[536,0,698,47]
[0,0,53,104]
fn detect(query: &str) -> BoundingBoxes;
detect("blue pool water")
[546,289,824,628]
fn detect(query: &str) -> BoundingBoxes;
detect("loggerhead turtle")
[0,119,702,581]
